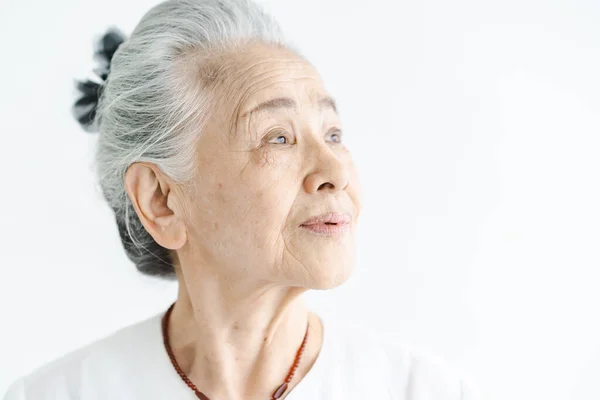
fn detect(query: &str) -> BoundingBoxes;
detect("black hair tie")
[72,27,126,132]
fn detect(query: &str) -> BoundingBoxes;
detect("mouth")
[302,221,340,226]
[299,212,352,236]
[300,212,352,227]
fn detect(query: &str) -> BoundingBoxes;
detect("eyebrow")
[240,96,338,118]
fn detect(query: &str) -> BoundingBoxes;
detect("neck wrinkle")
[167,266,312,400]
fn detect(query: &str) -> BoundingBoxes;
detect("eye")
[327,129,343,143]
[267,130,295,145]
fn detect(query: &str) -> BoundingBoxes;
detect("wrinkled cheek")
[187,183,234,237]
[258,148,277,168]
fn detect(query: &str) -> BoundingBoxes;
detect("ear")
[124,162,187,250]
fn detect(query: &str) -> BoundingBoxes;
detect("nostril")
[317,182,335,191]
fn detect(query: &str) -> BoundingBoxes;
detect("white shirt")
[3,309,480,399]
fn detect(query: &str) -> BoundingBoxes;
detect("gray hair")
[76,0,286,278]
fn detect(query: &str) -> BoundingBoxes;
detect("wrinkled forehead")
[199,42,330,131]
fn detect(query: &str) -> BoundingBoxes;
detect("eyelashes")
[328,128,343,143]
[267,130,295,145]
[262,127,343,146]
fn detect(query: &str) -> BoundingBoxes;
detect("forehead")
[214,43,329,115]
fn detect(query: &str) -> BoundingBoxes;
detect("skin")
[124,41,362,400]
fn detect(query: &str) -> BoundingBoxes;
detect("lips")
[300,212,352,227]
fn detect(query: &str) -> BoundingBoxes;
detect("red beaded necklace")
[161,302,309,400]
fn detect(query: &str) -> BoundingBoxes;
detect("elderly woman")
[3,0,478,399]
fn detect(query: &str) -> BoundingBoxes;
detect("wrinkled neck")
[165,266,320,400]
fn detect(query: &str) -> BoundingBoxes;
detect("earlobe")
[153,214,188,250]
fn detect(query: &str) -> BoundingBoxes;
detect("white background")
[1,0,599,399]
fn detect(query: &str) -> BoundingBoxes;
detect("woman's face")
[179,42,362,289]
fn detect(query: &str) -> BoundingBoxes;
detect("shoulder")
[321,317,481,399]
[3,311,166,400]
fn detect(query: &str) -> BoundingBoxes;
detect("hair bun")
[72,27,127,132]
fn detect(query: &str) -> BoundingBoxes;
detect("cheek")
[245,152,300,227]
[252,146,299,186]
[256,146,287,170]
[191,147,301,239]
[257,146,274,167]
[220,150,299,224]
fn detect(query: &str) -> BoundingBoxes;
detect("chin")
[280,231,357,290]
[304,259,355,290]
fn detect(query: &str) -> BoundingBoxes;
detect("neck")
[166,267,323,400]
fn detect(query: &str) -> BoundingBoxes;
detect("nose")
[303,144,350,194]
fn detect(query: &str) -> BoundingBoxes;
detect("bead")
[273,382,288,399]
[162,302,309,400]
